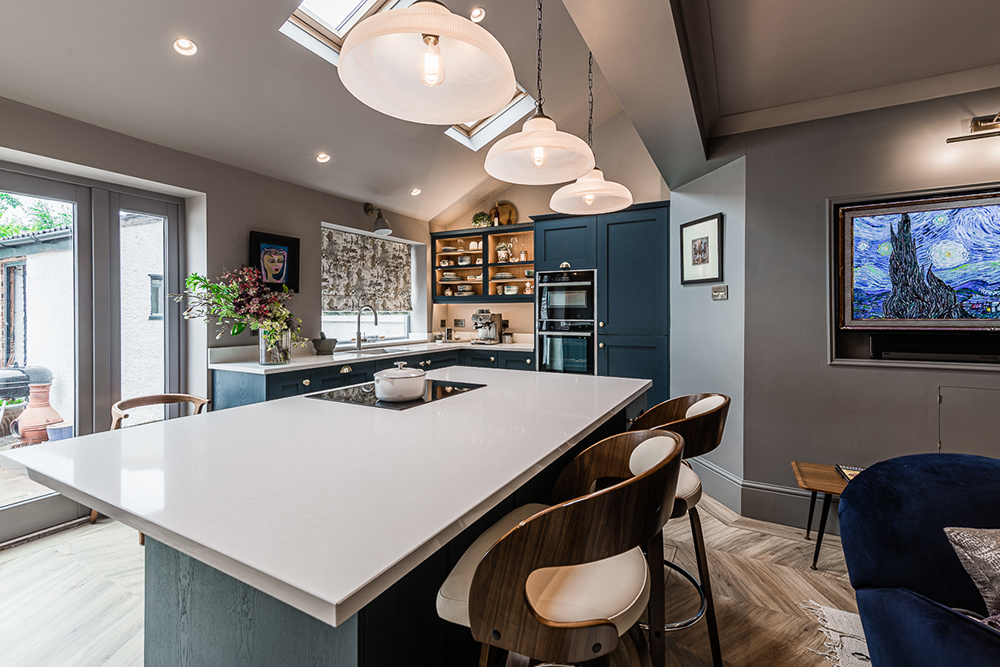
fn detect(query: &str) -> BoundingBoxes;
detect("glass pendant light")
[550,53,633,214]
[483,0,595,185]
[338,1,516,126]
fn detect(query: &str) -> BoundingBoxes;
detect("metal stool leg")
[646,531,666,667]
[811,493,832,570]
[689,507,723,667]
[805,490,817,540]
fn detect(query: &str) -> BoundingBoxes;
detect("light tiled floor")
[0,496,855,667]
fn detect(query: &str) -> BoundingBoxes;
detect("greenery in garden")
[0,193,73,240]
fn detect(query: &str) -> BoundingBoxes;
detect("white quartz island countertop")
[2,368,649,627]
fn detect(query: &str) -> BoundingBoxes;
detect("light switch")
[711,285,729,301]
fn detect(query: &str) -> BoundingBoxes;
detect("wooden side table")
[790,461,848,570]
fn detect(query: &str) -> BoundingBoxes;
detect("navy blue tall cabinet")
[533,201,670,404]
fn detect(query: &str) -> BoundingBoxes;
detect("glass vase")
[259,329,292,365]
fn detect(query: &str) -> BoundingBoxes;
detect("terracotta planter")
[12,383,63,446]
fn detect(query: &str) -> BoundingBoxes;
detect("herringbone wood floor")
[0,495,856,666]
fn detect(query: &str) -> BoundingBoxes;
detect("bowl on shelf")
[456,284,473,292]
[504,285,519,295]
[524,269,535,278]
[457,256,472,266]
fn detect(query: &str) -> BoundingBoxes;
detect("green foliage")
[471,211,491,228]
[0,195,72,240]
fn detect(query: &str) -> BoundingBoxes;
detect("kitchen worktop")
[208,340,535,375]
[1,367,648,628]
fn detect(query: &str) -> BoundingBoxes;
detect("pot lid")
[374,361,426,380]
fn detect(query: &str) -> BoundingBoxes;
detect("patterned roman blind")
[321,229,413,312]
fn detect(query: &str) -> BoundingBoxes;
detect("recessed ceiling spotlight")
[470,7,486,23]
[316,152,331,163]
[410,188,422,196]
[173,38,198,56]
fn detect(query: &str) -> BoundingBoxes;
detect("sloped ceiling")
[563,0,1000,189]
[0,0,621,222]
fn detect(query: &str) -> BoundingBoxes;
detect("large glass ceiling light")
[551,53,633,214]
[338,1,516,125]
[484,0,594,186]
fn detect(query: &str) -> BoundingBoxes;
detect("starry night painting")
[843,199,1000,330]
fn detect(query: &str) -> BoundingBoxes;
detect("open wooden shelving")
[432,222,535,303]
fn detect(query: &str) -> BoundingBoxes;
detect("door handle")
[525,358,531,364]
[340,366,352,374]
[490,357,495,362]
[599,343,605,348]
[302,379,311,387]
[599,321,605,327]
[419,362,426,367]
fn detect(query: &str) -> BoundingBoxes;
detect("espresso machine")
[471,309,503,345]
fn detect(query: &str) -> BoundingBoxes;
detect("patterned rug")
[800,601,871,666]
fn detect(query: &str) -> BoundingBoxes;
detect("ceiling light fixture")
[316,152,331,163]
[338,1,516,125]
[365,203,393,236]
[946,112,1000,143]
[172,38,198,56]
[470,7,486,23]
[410,188,422,196]
[483,0,594,185]
[550,53,633,215]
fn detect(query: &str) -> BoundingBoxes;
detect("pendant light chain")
[535,0,544,110]
[587,51,594,154]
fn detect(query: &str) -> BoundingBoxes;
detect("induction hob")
[305,380,485,411]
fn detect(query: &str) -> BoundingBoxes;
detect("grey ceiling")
[0,0,620,223]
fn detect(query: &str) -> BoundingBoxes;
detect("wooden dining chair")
[89,393,210,543]
[436,429,684,667]
[630,393,731,667]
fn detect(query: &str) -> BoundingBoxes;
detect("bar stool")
[89,393,210,544]
[631,393,730,667]
[436,430,684,667]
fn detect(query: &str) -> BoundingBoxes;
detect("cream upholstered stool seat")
[675,462,703,513]
[436,432,685,667]
[437,503,651,633]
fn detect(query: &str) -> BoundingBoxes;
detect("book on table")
[835,464,866,483]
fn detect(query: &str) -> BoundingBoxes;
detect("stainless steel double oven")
[535,269,597,374]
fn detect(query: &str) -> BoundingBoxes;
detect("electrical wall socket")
[454,319,465,327]
[440,319,446,328]
[711,285,729,301]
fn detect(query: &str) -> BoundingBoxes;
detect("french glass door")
[0,169,182,543]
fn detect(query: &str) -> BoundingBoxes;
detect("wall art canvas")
[837,191,1000,330]
[680,213,723,285]
[249,231,300,293]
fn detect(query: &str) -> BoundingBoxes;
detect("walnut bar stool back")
[88,393,210,544]
[436,430,684,667]
[630,393,730,667]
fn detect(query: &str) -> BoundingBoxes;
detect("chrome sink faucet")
[356,305,378,351]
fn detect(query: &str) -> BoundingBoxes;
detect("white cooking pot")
[373,361,427,402]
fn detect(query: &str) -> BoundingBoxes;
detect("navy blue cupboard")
[212,361,376,410]
[498,351,535,370]
[534,202,670,405]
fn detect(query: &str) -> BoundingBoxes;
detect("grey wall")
[739,87,1000,527]
[0,96,432,397]
[669,157,746,512]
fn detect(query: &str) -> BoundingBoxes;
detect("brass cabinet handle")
[340,365,352,374]
[490,357,495,362]
[302,379,311,386]
[426,359,432,364]
[419,361,426,367]
[599,321,605,327]
[525,359,531,364]
[599,343,605,348]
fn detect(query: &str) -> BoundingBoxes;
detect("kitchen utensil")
[373,362,426,402]
[312,333,339,355]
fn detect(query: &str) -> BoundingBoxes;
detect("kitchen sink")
[351,348,391,355]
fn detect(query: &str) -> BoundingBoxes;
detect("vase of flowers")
[175,267,307,365]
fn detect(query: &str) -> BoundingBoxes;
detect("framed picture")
[249,231,300,293]
[836,189,1000,331]
[680,213,724,285]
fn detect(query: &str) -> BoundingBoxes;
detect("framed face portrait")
[249,231,300,292]
[680,213,724,285]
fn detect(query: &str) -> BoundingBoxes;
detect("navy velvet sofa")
[839,453,1000,667]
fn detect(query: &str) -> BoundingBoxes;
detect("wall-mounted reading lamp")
[946,112,1000,143]
[364,203,393,236]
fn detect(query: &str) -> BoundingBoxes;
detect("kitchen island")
[2,367,648,666]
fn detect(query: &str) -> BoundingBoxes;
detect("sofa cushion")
[945,527,1000,613]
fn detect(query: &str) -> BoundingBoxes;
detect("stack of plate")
[441,272,458,280]
[494,272,515,280]
[456,284,473,292]
[441,246,458,252]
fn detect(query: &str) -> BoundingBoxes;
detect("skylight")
[297,0,384,41]
[444,86,536,152]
